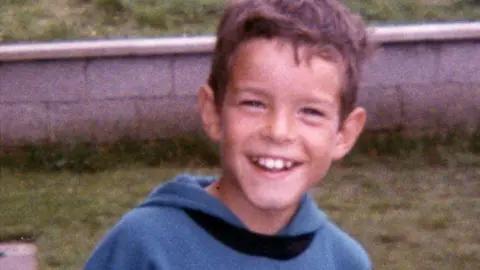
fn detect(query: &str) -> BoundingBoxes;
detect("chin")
[246,189,300,213]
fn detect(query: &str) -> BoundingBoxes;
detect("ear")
[333,107,366,160]
[198,85,221,142]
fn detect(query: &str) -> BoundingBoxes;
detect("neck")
[206,179,298,235]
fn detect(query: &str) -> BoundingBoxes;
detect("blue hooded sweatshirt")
[84,174,371,269]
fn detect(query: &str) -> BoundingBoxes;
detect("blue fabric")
[84,174,371,269]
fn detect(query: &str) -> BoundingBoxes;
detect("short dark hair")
[208,0,372,121]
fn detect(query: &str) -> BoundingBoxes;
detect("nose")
[261,109,296,143]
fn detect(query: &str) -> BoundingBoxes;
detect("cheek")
[299,125,337,155]
[220,114,253,154]
[223,109,261,138]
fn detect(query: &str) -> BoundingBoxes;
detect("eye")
[301,107,324,117]
[239,100,265,108]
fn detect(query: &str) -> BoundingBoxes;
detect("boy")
[84,0,372,269]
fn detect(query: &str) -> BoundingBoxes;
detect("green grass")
[0,136,220,173]
[0,167,218,268]
[0,0,223,43]
[1,132,479,269]
[0,0,479,43]
[344,0,480,24]
[317,165,480,270]
[1,130,478,174]
[1,159,479,269]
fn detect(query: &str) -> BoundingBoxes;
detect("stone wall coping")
[0,22,479,62]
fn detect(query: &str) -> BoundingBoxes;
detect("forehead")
[228,38,343,103]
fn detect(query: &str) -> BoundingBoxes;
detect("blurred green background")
[0,0,479,43]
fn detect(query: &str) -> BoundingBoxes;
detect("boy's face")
[200,38,365,215]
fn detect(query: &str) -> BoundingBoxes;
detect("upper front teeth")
[253,157,294,170]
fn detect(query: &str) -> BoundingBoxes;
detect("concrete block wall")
[359,41,480,132]
[0,54,210,144]
[0,23,479,145]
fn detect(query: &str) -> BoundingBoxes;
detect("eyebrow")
[297,96,336,108]
[234,86,271,98]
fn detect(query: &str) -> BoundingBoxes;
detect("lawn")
[1,134,479,269]
[1,1,479,268]
[1,0,479,43]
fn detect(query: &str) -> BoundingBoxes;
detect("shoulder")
[320,221,372,269]
[109,205,193,241]
[84,206,190,269]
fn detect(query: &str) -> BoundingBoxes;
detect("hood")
[139,174,327,236]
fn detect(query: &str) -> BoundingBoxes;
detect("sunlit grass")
[1,0,479,43]
[1,132,479,269]
[0,167,215,268]
[321,164,480,269]
[1,163,479,269]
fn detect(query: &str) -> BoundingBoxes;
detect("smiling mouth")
[249,156,301,172]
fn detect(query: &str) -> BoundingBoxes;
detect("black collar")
[184,209,316,260]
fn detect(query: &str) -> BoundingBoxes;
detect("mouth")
[248,155,302,173]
